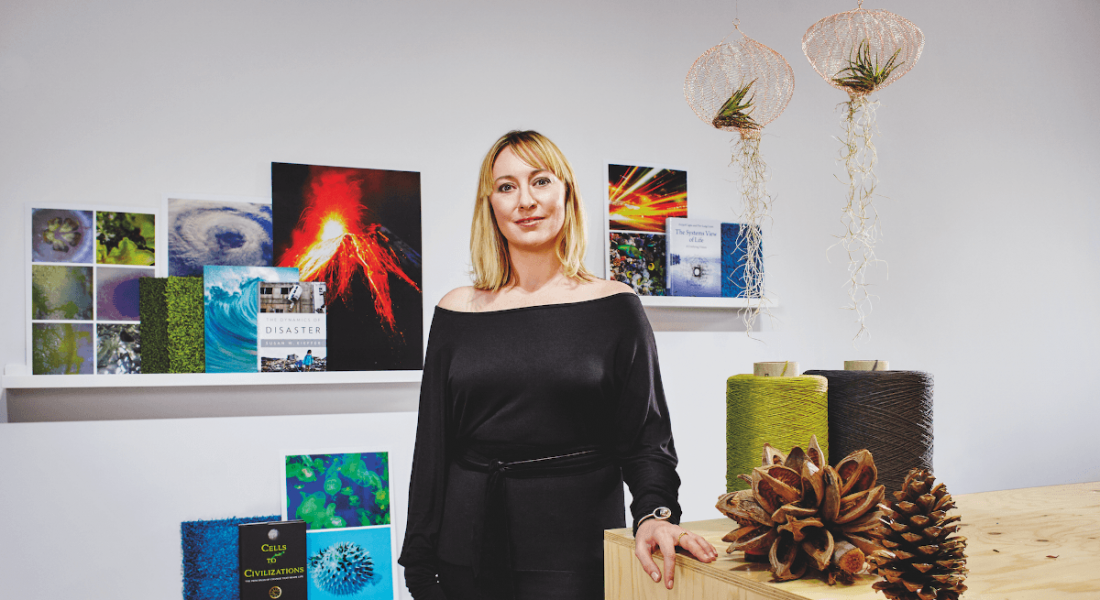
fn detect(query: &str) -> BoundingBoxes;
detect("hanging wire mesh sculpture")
[803,1,923,341]
[686,23,794,335]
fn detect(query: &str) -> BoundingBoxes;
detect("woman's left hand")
[634,519,718,590]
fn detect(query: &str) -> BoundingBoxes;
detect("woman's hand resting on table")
[634,519,718,590]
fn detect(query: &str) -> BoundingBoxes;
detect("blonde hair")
[470,130,595,291]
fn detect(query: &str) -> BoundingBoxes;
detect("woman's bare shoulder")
[437,286,479,311]
[582,278,635,300]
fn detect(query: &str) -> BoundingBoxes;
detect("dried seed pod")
[801,528,834,571]
[831,540,865,574]
[716,489,773,526]
[717,437,888,583]
[770,534,808,581]
[835,449,877,495]
[820,465,842,522]
[806,434,825,469]
[778,517,823,541]
[753,465,804,514]
[801,461,824,508]
[762,442,787,467]
[784,446,808,475]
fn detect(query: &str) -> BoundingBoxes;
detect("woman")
[399,131,716,600]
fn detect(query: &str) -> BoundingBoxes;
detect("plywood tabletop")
[604,481,1100,599]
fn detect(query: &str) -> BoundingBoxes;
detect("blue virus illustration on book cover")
[204,265,298,373]
[306,527,394,599]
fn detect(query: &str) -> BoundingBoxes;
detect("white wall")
[0,412,417,599]
[2,0,1099,594]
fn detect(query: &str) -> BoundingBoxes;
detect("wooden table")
[605,481,1100,599]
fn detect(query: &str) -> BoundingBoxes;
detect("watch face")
[655,507,672,519]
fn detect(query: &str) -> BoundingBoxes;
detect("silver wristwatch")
[637,506,672,528]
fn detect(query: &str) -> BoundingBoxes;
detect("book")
[204,266,299,373]
[257,281,327,372]
[721,223,763,298]
[666,218,721,297]
[238,519,307,600]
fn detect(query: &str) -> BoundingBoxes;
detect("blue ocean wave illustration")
[205,278,263,373]
[204,266,298,373]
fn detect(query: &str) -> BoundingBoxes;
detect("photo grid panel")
[28,207,155,375]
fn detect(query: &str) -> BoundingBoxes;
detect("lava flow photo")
[273,163,423,371]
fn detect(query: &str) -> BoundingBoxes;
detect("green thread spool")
[726,370,829,492]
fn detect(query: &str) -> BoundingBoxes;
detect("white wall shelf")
[2,369,422,389]
[638,296,775,309]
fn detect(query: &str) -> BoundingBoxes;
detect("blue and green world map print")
[285,452,391,530]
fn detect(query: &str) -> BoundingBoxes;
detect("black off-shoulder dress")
[398,293,681,600]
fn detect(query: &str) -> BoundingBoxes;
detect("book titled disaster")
[238,519,307,600]
[257,281,327,372]
[666,218,721,297]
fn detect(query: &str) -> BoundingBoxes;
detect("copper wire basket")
[685,26,795,136]
[802,4,924,96]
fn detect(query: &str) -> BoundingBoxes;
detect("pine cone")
[716,436,885,583]
[868,469,968,600]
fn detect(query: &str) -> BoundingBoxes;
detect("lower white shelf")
[2,369,422,389]
[638,296,775,308]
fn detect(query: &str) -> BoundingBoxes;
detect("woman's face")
[489,145,567,254]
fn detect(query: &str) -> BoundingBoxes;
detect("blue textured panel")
[181,515,279,600]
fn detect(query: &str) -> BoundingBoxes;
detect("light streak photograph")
[607,164,687,233]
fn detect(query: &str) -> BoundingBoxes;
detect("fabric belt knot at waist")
[455,445,613,600]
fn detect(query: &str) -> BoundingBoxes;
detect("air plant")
[833,40,903,96]
[712,79,770,338]
[687,29,794,338]
[712,79,761,132]
[830,39,903,341]
[803,6,924,342]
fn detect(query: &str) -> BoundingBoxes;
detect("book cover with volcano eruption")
[272,163,422,371]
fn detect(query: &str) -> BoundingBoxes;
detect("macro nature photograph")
[95,266,153,321]
[30,208,94,264]
[32,322,94,375]
[96,211,155,266]
[31,265,93,320]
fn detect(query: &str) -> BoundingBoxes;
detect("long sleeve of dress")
[612,299,682,532]
[398,315,450,600]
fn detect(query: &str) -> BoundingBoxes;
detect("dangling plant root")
[833,94,885,341]
[833,39,903,95]
[713,79,761,132]
[733,130,771,337]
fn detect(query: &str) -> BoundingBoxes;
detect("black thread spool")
[804,364,933,493]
